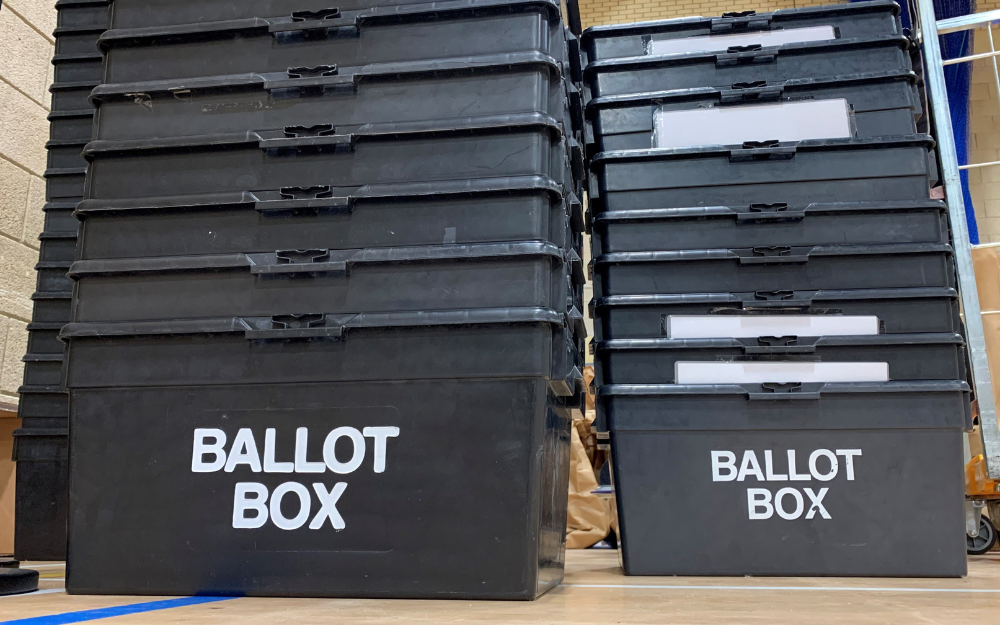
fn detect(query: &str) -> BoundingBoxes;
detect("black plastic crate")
[36,261,73,293]
[594,334,967,386]
[49,80,99,112]
[91,53,565,142]
[52,55,103,83]
[44,168,87,200]
[63,308,582,391]
[590,288,962,342]
[589,136,936,211]
[56,0,110,29]
[47,140,87,171]
[67,378,571,598]
[84,115,567,200]
[43,201,81,234]
[582,0,901,62]
[22,355,65,387]
[585,71,920,155]
[99,0,563,84]
[601,381,969,576]
[53,26,104,55]
[76,178,581,260]
[38,235,78,263]
[30,294,73,324]
[16,386,68,419]
[49,110,95,142]
[584,36,911,98]
[12,428,68,562]
[27,323,67,354]
[69,242,584,322]
[592,243,955,297]
[591,200,948,256]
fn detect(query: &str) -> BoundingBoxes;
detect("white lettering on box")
[192,425,400,531]
[714,447,864,521]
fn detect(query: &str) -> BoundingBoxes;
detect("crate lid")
[596,333,965,354]
[98,0,562,48]
[584,70,917,115]
[90,51,561,105]
[61,306,572,340]
[83,112,564,159]
[68,241,583,283]
[593,242,952,266]
[598,381,971,431]
[591,200,946,225]
[591,288,959,310]
[75,175,566,214]
[590,134,935,167]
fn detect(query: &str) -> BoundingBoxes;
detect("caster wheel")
[967,515,998,555]
[0,569,38,596]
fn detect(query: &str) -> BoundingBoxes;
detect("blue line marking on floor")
[0,596,234,624]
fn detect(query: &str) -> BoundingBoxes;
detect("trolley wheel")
[967,515,998,555]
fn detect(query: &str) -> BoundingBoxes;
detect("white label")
[666,315,880,339]
[654,99,852,149]
[675,361,888,384]
[649,25,838,56]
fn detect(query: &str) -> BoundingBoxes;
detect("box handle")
[738,246,809,265]
[742,335,816,355]
[270,9,359,36]
[255,186,353,216]
[250,249,350,276]
[711,11,771,34]
[719,81,783,104]
[747,382,821,401]
[729,140,796,162]
[265,64,358,92]
[258,125,355,151]
[715,44,777,68]
[245,313,346,341]
[736,202,805,224]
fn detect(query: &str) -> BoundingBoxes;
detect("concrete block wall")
[0,0,54,415]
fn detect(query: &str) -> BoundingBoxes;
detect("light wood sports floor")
[4,550,1000,624]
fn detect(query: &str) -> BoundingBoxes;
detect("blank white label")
[654,99,852,149]
[675,362,889,384]
[649,25,838,56]
[666,315,880,339]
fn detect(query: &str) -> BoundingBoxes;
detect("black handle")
[245,313,345,341]
[258,125,355,151]
[716,44,777,68]
[265,64,358,93]
[291,8,342,21]
[729,140,796,162]
[742,335,816,355]
[736,202,805,224]
[250,249,350,276]
[711,11,771,34]
[254,186,354,217]
[719,81,783,104]
[739,246,808,265]
[270,9,358,35]
[747,382,821,401]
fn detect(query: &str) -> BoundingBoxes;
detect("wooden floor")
[4,551,1000,624]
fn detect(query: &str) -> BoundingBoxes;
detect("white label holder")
[648,25,838,56]
[675,361,889,384]
[666,315,880,339]
[653,98,853,149]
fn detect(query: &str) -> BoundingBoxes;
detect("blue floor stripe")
[0,596,234,625]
